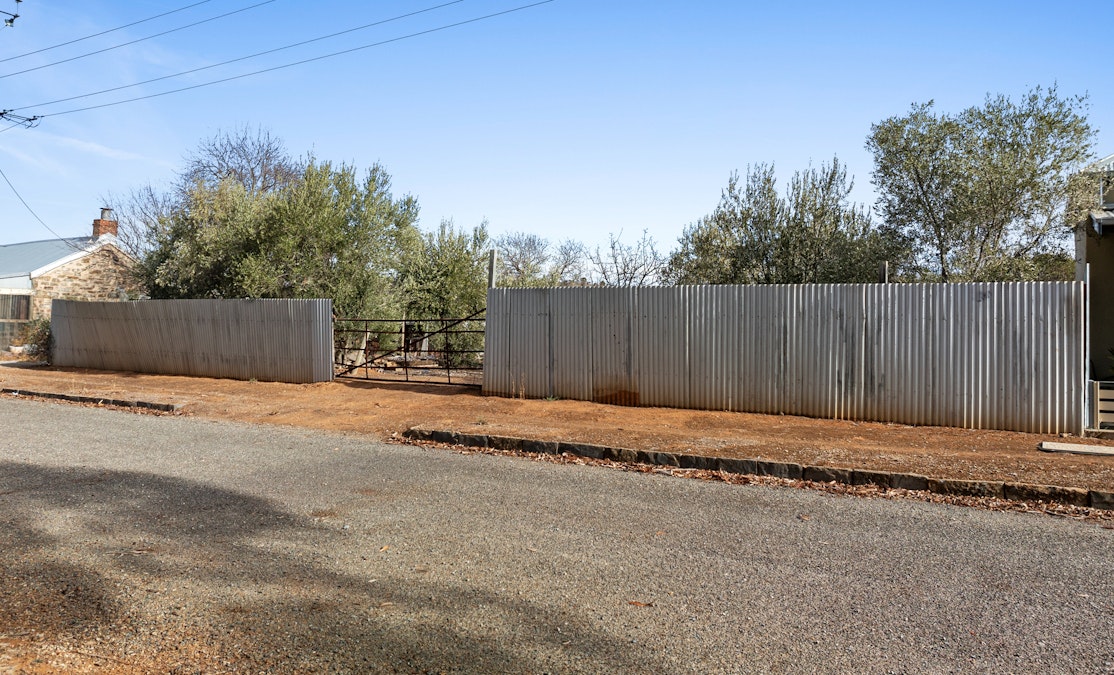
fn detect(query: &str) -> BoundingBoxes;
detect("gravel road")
[1,397,1112,674]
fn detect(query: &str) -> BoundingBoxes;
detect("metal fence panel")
[484,289,549,398]
[52,298,334,383]
[550,288,593,401]
[484,283,1086,434]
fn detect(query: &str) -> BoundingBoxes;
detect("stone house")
[0,210,137,349]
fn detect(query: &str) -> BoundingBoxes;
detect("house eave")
[1090,210,1114,236]
[0,274,32,290]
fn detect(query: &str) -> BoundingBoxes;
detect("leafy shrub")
[16,318,52,364]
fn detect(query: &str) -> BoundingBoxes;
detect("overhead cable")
[0,0,277,79]
[12,0,465,111]
[32,0,557,120]
[0,163,87,249]
[1,0,214,63]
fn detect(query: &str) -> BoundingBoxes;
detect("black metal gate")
[334,309,484,386]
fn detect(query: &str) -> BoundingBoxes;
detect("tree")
[179,124,304,198]
[137,179,265,301]
[108,126,304,260]
[137,159,421,317]
[586,230,667,286]
[494,231,585,287]
[866,86,1094,281]
[240,160,420,316]
[109,184,177,259]
[401,220,490,319]
[669,159,907,284]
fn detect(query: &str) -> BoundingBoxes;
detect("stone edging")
[403,428,1114,512]
[1,388,182,413]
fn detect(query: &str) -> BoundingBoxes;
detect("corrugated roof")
[0,237,93,278]
[1094,153,1114,172]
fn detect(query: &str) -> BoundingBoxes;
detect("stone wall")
[32,246,138,320]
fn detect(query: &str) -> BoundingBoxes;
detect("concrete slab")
[1038,441,1114,456]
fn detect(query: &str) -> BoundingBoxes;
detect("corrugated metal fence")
[484,284,1087,434]
[52,299,334,383]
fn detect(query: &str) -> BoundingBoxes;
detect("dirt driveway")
[2,362,1112,493]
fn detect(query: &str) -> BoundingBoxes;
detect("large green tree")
[669,159,906,284]
[133,152,420,317]
[238,161,420,316]
[866,86,1094,281]
[401,220,490,319]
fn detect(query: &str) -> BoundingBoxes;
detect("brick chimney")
[92,207,118,239]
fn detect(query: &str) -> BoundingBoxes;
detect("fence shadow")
[333,378,486,398]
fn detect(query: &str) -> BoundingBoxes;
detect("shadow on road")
[0,461,664,673]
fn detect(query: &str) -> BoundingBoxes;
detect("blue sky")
[0,0,1109,252]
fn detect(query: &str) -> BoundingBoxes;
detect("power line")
[11,0,465,112]
[0,163,87,250]
[31,0,557,120]
[1,0,214,63]
[0,0,277,80]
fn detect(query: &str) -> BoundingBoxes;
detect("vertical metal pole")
[488,249,498,289]
[403,319,410,383]
[446,319,453,385]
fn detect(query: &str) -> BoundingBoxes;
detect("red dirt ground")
[1,362,1112,492]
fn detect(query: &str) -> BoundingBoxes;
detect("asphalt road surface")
[1,397,1111,673]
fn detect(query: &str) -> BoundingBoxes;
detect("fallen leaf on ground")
[797,514,811,521]
[627,601,654,607]
[379,545,390,552]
